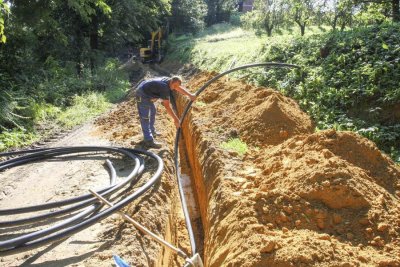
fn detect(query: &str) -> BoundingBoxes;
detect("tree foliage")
[170,0,207,33]
[242,0,399,36]
[290,0,314,36]
[0,0,9,43]
[0,0,172,139]
[242,0,285,36]
[205,0,236,25]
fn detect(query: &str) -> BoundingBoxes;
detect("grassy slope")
[0,64,130,151]
[167,23,400,162]
[167,24,330,71]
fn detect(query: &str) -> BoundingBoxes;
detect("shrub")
[221,138,248,156]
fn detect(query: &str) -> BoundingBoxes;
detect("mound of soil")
[187,72,314,147]
[177,69,400,267]
[243,130,400,266]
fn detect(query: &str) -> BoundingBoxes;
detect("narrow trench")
[177,141,205,260]
[148,65,205,265]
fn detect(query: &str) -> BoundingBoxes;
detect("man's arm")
[174,85,196,101]
[162,99,180,128]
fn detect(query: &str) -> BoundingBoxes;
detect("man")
[135,76,196,148]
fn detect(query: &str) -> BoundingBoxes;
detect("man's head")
[169,76,182,90]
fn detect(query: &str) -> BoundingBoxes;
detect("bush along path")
[0,59,130,152]
[167,23,400,162]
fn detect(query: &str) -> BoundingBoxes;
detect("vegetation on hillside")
[1,0,399,156]
[167,22,400,162]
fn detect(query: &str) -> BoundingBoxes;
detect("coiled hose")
[0,146,163,256]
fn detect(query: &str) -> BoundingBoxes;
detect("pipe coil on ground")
[0,146,163,256]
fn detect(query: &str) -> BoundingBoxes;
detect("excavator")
[139,28,165,63]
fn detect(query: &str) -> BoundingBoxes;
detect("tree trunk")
[75,28,84,77]
[340,22,346,31]
[266,25,273,36]
[89,15,99,73]
[294,20,305,36]
[265,19,274,37]
[332,15,338,31]
[206,0,217,26]
[393,0,400,22]
[300,24,305,36]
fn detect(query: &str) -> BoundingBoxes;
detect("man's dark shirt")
[136,77,171,100]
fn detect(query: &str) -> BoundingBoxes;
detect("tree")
[394,0,400,21]
[170,0,207,33]
[205,0,236,25]
[355,0,399,22]
[291,0,314,36]
[328,0,354,31]
[256,0,286,36]
[99,0,171,56]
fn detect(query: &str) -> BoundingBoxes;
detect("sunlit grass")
[221,138,248,156]
[168,23,332,72]
[0,80,130,151]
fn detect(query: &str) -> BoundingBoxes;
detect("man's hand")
[188,94,197,102]
[163,99,181,129]
[174,118,181,129]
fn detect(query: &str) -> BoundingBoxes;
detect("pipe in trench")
[173,62,300,256]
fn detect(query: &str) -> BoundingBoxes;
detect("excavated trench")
[103,62,400,266]
[173,67,400,267]
[2,63,398,266]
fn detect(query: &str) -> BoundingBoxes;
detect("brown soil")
[175,68,400,267]
[187,71,314,147]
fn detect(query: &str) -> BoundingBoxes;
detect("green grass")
[0,67,130,151]
[0,129,39,151]
[221,138,248,156]
[195,101,207,107]
[167,23,331,72]
[167,22,400,162]
[57,92,111,128]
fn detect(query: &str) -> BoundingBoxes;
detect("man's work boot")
[143,140,162,149]
[152,131,161,137]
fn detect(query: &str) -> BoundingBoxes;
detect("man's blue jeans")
[136,94,157,141]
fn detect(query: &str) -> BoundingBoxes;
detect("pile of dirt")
[177,69,400,266]
[96,99,141,142]
[187,72,314,147]
[240,130,400,266]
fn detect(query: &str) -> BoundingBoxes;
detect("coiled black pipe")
[0,146,163,256]
[174,62,300,255]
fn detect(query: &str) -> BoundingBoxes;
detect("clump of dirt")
[187,72,314,147]
[177,69,400,267]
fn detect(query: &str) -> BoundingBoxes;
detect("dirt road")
[0,67,190,267]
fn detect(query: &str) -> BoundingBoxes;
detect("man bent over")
[135,76,196,148]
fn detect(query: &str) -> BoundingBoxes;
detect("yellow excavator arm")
[140,28,164,63]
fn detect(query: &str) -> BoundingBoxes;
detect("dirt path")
[0,65,191,267]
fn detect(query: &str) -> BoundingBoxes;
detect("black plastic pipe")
[0,146,163,256]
